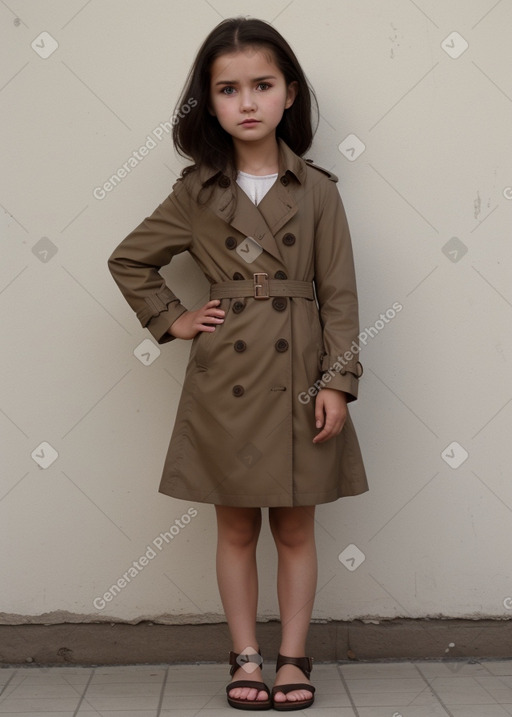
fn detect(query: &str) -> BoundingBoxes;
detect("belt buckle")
[253,272,269,299]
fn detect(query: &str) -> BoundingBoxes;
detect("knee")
[269,510,314,549]
[217,509,261,549]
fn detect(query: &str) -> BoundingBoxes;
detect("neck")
[233,135,280,175]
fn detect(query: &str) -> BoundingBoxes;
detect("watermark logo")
[31,442,59,469]
[93,98,197,200]
[338,544,366,572]
[338,134,366,162]
[441,441,468,469]
[236,647,263,674]
[134,338,160,366]
[31,31,58,59]
[298,301,403,404]
[93,507,198,610]
[32,237,58,263]
[442,237,468,263]
[441,32,469,60]
[236,237,263,263]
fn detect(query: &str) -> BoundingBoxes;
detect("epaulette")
[304,158,338,182]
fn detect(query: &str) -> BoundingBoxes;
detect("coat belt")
[210,273,314,301]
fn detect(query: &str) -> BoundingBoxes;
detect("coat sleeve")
[313,178,363,402]
[107,180,193,344]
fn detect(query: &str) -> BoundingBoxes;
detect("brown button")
[282,233,295,246]
[232,301,245,314]
[219,175,231,188]
[272,297,287,312]
[280,175,289,186]
[275,270,287,279]
[234,340,247,353]
[275,338,289,352]
[232,385,244,397]
[233,272,244,280]
[225,236,237,250]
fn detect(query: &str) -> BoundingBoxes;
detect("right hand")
[168,299,225,340]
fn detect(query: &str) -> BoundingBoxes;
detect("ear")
[284,80,298,110]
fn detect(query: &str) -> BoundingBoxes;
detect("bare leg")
[269,506,317,705]
[215,505,268,703]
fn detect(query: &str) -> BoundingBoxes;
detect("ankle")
[278,648,307,659]
[229,646,263,676]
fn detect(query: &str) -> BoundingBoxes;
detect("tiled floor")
[1,659,512,716]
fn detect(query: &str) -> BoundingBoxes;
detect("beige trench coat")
[108,140,369,507]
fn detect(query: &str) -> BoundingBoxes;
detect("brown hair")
[172,17,318,180]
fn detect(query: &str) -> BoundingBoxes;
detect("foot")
[273,663,314,705]
[229,664,270,704]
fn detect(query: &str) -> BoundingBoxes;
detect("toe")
[229,685,267,703]
[274,688,313,703]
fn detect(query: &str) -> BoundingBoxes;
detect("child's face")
[209,47,297,148]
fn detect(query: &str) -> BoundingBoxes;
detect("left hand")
[313,388,347,444]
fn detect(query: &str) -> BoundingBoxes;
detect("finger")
[204,300,224,313]
[313,413,344,444]
[314,397,325,430]
[313,426,330,444]
[202,314,224,323]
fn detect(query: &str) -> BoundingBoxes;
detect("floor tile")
[486,661,512,676]
[414,659,490,678]
[0,698,81,712]
[77,712,158,717]
[475,675,512,701]
[448,707,510,717]
[0,713,78,717]
[357,708,450,717]
[1,659,512,716]
[340,661,422,678]
[428,675,502,705]
[90,666,166,683]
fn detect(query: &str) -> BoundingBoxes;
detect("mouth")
[240,119,260,125]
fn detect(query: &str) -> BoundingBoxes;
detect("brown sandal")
[226,650,272,711]
[271,654,315,711]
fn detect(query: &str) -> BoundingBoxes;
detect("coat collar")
[194,138,307,187]
[185,140,305,263]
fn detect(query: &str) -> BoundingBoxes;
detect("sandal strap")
[275,653,313,679]
[271,682,316,696]
[229,649,263,676]
[227,679,271,696]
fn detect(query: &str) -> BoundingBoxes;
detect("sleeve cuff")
[144,303,188,344]
[319,354,363,402]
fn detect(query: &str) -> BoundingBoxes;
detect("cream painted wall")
[2,0,512,641]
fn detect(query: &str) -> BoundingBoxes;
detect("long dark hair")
[172,17,318,180]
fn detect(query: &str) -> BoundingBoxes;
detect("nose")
[239,88,256,112]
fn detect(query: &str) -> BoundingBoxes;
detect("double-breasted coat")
[108,139,369,507]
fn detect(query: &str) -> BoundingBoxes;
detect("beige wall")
[2,0,512,632]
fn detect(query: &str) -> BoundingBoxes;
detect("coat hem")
[157,483,369,508]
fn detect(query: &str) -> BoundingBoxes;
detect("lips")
[240,119,260,125]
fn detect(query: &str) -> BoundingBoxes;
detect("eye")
[221,86,236,95]
[256,82,271,91]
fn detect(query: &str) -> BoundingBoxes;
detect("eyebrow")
[214,75,277,86]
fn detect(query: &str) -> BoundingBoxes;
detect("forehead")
[210,47,282,81]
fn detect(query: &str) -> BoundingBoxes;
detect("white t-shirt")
[236,170,278,205]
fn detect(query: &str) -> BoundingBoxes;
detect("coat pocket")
[193,326,220,370]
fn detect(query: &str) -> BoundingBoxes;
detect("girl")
[108,17,368,711]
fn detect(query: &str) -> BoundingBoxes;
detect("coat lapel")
[193,140,306,264]
[256,178,298,237]
[208,181,290,263]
